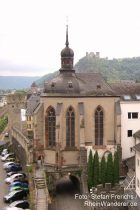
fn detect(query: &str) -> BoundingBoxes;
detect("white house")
[120,97,140,160]
[0,95,7,107]
[133,143,140,199]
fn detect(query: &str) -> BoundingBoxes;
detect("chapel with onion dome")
[32,25,121,174]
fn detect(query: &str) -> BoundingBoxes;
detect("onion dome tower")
[44,25,81,94]
[60,25,75,72]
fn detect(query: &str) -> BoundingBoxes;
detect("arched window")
[45,107,56,147]
[66,106,75,147]
[95,106,103,145]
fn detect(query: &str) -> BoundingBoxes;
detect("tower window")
[68,81,73,88]
[128,112,138,119]
[95,106,104,145]
[127,130,132,137]
[51,82,55,88]
[132,112,138,118]
[128,112,131,119]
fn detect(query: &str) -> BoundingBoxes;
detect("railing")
[124,175,135,190]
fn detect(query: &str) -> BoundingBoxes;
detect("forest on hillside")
[75,56,140,81]
[36,56,140,85]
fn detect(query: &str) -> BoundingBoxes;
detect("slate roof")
[125,156,135,170]
[110,81,140,100]
[133,130,140,139]
[44,72,116,96]
[133,143,140,152]
[26,95,40,116]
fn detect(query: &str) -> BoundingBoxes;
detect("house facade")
[121,100,140,160]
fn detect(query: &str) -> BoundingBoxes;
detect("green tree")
[100,155,106,186]
[0,116,8,133]
[106,153,114,185]
[93,151,99,187]
[87,150,94,189]
[114,151,120,184]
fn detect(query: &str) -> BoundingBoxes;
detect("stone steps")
[34,177,46,189]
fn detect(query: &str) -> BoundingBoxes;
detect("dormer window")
[136,95,140,100]
[51,82,55,88]
[97,84,101,89]
[68,80,73,88]
[123,95,131,100]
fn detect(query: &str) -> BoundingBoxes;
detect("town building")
[133,143,140,209]
[26,94,40,139]
[110,82,140,161]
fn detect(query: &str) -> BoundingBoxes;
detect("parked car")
[5,157,16,162]
[5,173,25,184]
[10,186,29,194]
[7,172,26,177]
[3,190,27,203]
[4,163,21,170]
[6,165,22,173]
[13,180,29,185]
[3,207,24,210]
[1,148,8,156]
[9,181,28,189]
[3,162,20,169]
[1,153,15,161]
[5,132,9,137]
[9,200,29,209]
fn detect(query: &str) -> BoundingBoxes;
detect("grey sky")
[0,0,140,76]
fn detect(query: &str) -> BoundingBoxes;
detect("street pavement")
[0,157,8,209]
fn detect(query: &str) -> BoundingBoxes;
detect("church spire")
[60,25,74,72]
[66,25,69,47]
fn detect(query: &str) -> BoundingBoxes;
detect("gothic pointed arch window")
[45,107,56,147]
[95,106,104,145]
[66,106,75,147]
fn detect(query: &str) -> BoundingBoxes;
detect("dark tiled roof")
[133,143,140,152]
[133,130,140,139]
[76,73,115,95]
[26,95,40,116]
[44,72,116,96]
[125,156,135,170]
[110,81,140,100]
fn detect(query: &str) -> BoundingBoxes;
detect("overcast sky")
[0,0,140,76]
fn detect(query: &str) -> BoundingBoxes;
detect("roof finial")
[66,17,69,47]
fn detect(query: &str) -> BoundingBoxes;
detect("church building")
[32,26,121,172]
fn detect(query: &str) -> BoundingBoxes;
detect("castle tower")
[7,93,26,132]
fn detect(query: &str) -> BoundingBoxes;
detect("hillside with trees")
[75,55,140,81]
[36,55,140,85]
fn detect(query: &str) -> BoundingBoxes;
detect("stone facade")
[7,93,26,133]
[38,96,120,168]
